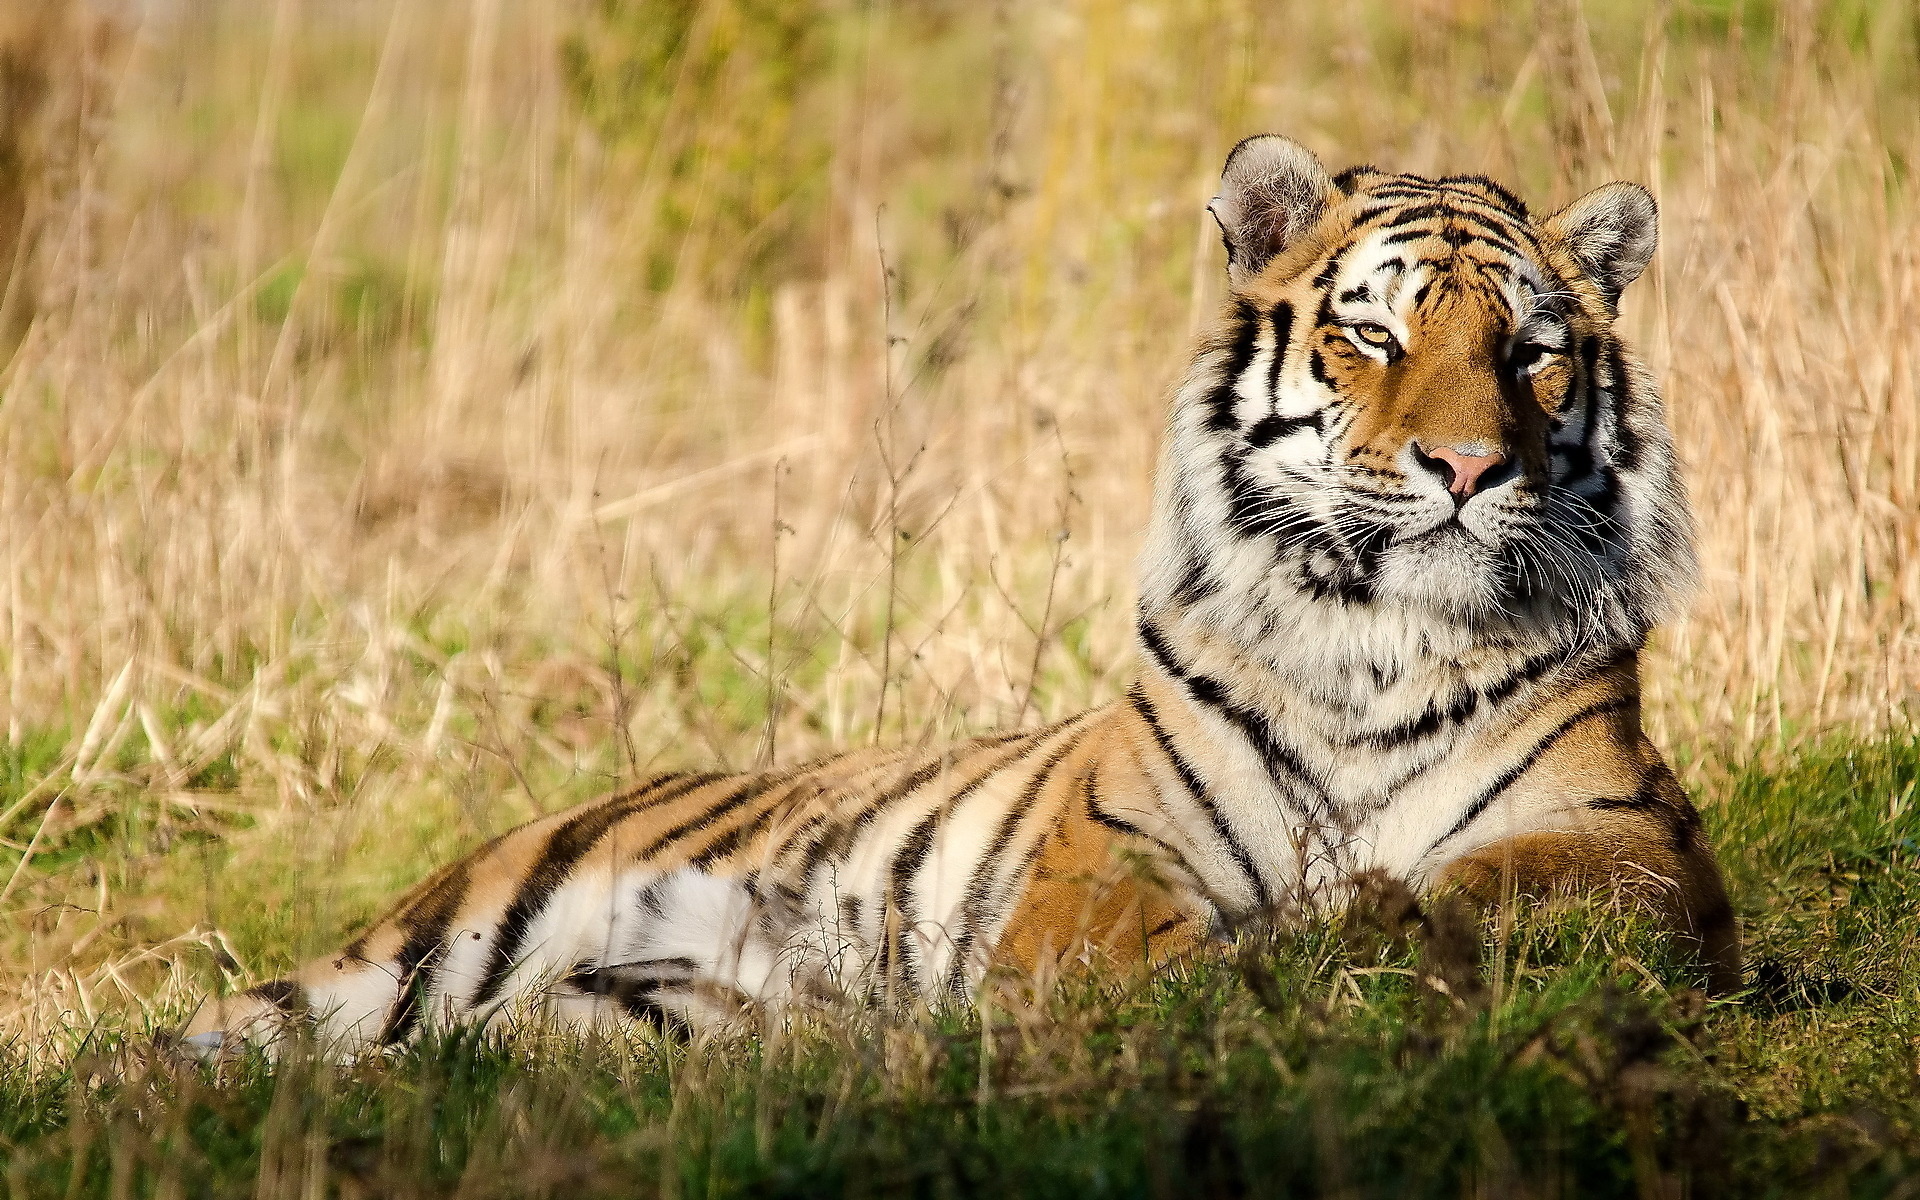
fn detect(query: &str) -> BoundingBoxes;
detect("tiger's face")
[1173,137,1692,633]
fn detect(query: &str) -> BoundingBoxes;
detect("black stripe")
[595,954,700,975]
[882,824,936,996]
[1203,300,1263,434]
[342,808,554,966]
[792,759,955,886]
[1127,683,1271,910]
[459,772,729,1015]
[1423,697,1637,860]
[1579,334,1603,457]
[1377,214,1528,259]
[941,729,1090,995]
[1439,174,1530,217]
[1310,242,1352,291]
[1553,433,1595,491]
[1081,756,1145,839]
[1348,690,1479,751]
[1365,184,1441,200]
[1171,548,1219,605]
[1671,802,1704,853]
[1372,189,1539,237]
[1220,439,1305,542]
[1347,522,1394,598]
[1290,521,1373,604]
[1571,340,1627,554]
[1585,772,1700,854]
[685,818,754,868]
[687,758,875,872]
[1440,222,1527,258]
[791,733,1037,898]
[1245,411,1323,450]
[884,720,1088,998]
[748,811,829,873]
[1606,345,1643,470]
[1146,915,1188,943]
[1347,647,1593,806]
[1482,647,1570,709]
[1082,754,1185,867]
[246,979,308,1017]
[637,770,808,859]
[684,767,852,868]
[1266,301,1295,403]
[375,859,478,1045]
[1587,775,1664,814]
[1381,226,1436,247]
[1139,619,1336,822]
[688,778,834,869]
[563,961,695,1036]
[1371,202,1494,231]
[1368,183,1515,213]
[1309,347,1335,390]
[1576,471,1624,559]
[1546,336,1602,483]
[1315,291,1338,333]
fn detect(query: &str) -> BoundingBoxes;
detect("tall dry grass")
[0,0,1915,1050]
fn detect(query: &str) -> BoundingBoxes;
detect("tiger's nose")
[1412,443,1511,500]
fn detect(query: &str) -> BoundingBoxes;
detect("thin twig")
[1015,425,1079,726]
[589,455,642,779]
[871,206,904,744]
[760,457,790,769]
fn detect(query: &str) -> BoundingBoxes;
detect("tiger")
[182,134,1739,1056]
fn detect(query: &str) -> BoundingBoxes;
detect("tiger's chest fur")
[1135,584,1638,912]
[182,138,1738,1057]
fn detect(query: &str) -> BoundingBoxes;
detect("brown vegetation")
[0,0,1914,1054]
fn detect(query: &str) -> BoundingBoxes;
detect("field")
[2,0,1920,1194]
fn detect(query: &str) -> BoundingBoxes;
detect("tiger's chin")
[1374,525,1533,623]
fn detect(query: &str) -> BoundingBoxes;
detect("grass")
[1,0,1919,1194]
[6,735,1920,1197]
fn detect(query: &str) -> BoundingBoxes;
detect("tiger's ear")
[1208,135,1335,288]
[1546,182,1658,312]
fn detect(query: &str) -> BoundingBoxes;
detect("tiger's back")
[189,707,1208,1047]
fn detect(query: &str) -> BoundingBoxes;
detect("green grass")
[3,733,1918,1198]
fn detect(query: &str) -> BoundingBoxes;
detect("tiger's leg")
[1437,804,1740,995]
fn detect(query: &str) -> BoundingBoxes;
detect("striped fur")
[184,137,1737,1055]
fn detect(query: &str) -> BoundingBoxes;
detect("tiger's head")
[1144,135,1694,645]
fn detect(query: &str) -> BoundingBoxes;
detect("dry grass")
[0,0,1915,1065]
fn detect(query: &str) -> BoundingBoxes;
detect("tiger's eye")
[1510,341,1558,372]
[1352,322,1395,349]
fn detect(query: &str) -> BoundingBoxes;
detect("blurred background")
[1,0,1916,1045]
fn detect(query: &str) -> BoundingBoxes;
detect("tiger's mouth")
[1367,501,1595,618]
[1402,517,1487,548]
[1356,492,1526,549]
